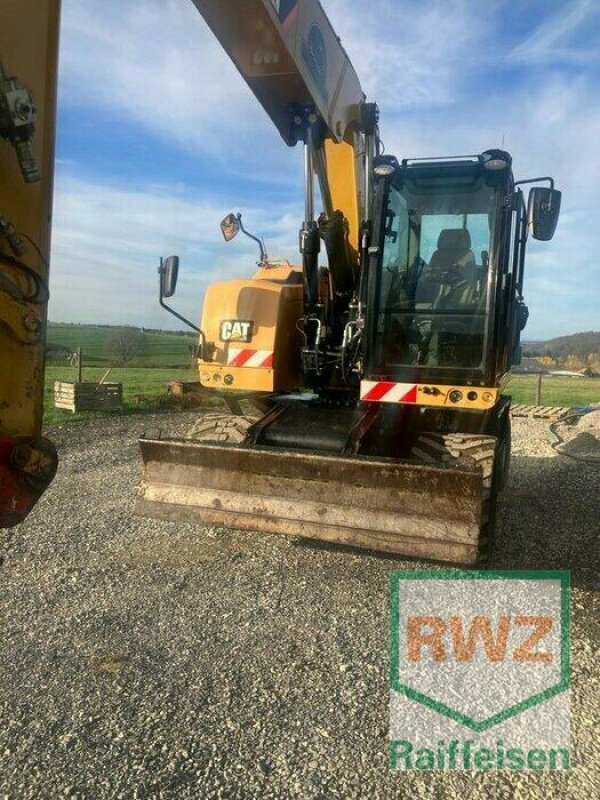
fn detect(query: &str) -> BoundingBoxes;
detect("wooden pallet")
[510,404,571,420]
[54,381,123,412]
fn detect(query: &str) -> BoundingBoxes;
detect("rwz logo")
[407,615,554,664]
[389,571,570,748]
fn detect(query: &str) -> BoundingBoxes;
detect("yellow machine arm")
[191,0,376,260]
[0,0,61,526]
[192,0,364,145]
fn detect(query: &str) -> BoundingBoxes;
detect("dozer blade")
[135,438,486,564]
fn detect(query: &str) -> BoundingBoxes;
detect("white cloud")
[49,175,302,328]
[52,0,598,339]
[325,0,493,111]
[59,0,292,174]
[511,0,600,64]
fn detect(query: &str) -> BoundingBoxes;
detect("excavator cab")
[362,151,561,409]
[367,152,511,391]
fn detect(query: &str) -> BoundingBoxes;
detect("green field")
[44,366,204,426]
[47,322,197,368]
[43,365,599,429]
[507,375,599,408]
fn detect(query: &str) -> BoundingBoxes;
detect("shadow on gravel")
[494,454,599,591]
[292,454,599,592]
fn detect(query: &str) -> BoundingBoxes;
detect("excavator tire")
[411,433,499,562]
[186,413,259,444]
[496,413,511,492]
[411,433,496,490]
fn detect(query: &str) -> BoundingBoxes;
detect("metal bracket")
[0,59,39,183]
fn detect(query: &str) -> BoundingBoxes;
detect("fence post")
[536,371,543,405]
[78,347,83,384]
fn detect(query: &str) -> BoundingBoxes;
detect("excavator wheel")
[186,413,260,444]
[411,433,499,563]
[496,413,511,492]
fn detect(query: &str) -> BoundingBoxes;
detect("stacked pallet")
[510,404,570,420]
[54,381,123,413]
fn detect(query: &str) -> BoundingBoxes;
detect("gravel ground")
[552,409,600,461]
[1,411,598,799]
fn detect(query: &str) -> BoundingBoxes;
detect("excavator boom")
[190,0,364,145]
[0,0,61,525]
[191,0,368,255]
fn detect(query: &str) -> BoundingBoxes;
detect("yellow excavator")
[1,1,561,563]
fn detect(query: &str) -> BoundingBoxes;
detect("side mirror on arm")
[158,256,179,297]
[157,255,203,338]
[159,255,179,298]
[528,187,561,241]
[221,213,241,242]
[220,211,267,263]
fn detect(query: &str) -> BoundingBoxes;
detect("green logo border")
[389,570,570,732]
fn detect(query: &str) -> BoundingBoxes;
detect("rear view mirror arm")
[158,293,203,336]
[158,258,204,339]
[238,216,267,263]
[513,176,556,208]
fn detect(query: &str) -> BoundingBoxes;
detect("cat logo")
[220,320,253,343]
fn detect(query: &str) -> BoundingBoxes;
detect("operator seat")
[418,228,483,367]
[428,228,475,274]
[417,227,477,306]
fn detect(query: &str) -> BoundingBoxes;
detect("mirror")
[160,255,179,298]
[528,187,561,241]
[221,213,240,242]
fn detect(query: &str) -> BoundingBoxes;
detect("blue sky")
[50,0,600,339]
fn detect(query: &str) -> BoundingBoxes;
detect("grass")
[43,366,599,429]
[44,365,204,426]
[47,322,196,368]
[507,375,600,408]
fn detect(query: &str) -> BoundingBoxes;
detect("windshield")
[372,174,498,374]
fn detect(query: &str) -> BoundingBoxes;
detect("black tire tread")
[411,432,497,490]
[186,413,259,444]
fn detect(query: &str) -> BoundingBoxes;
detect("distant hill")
[46,322,196,368]
[524,331,600,374]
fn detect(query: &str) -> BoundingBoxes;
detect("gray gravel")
[1,411,598,799]
[553,409,600,461]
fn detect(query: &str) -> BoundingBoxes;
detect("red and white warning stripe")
[360,380,418,404]
[227,349,274,368]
